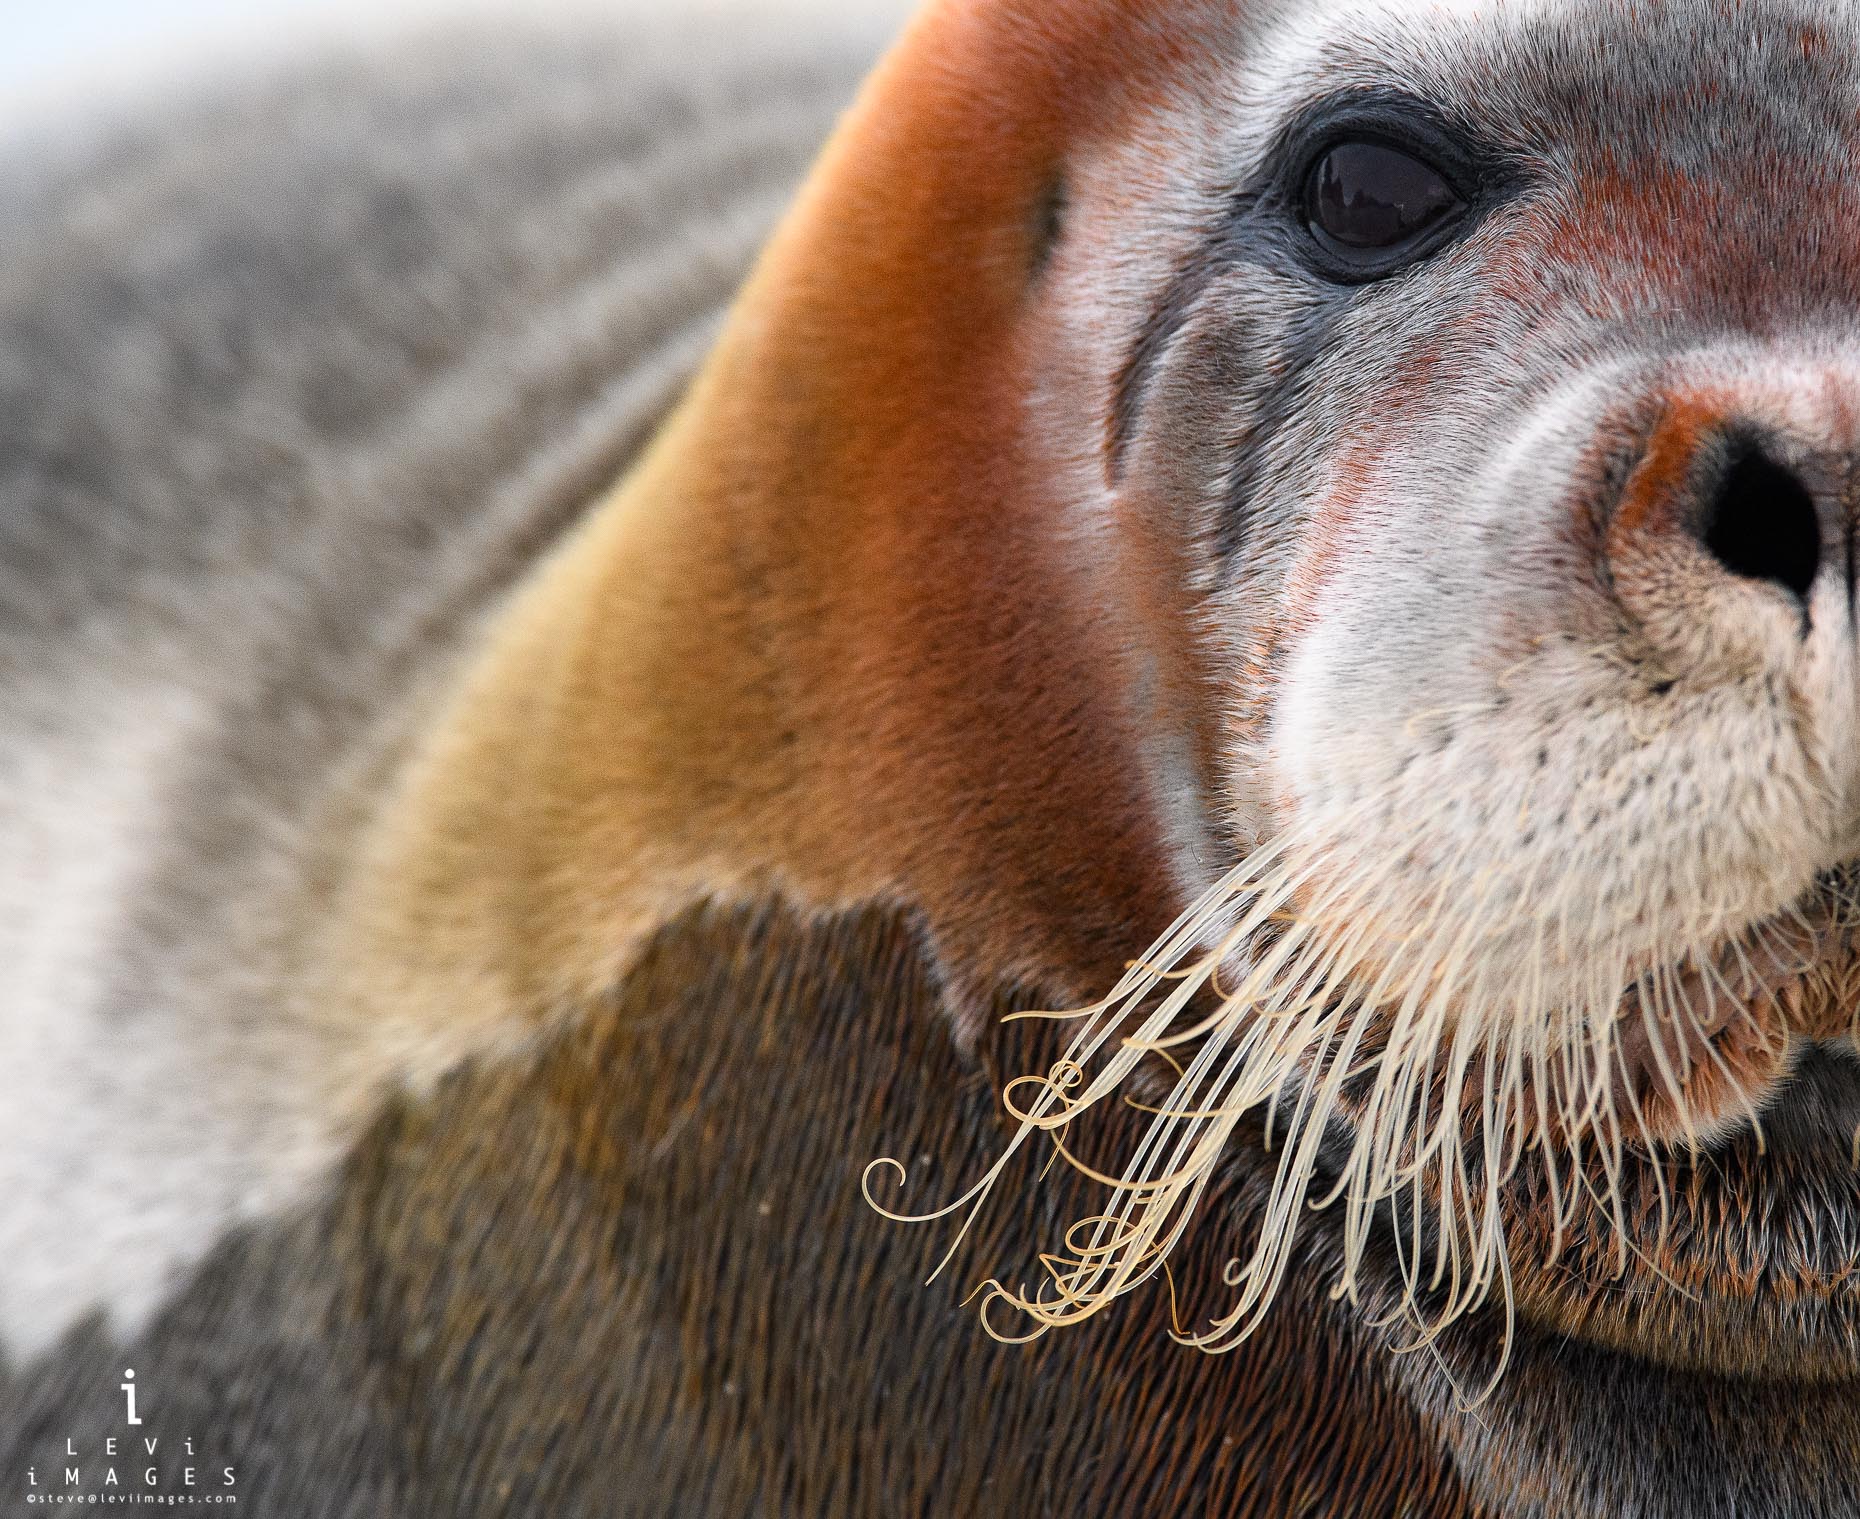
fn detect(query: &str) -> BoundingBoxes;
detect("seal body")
[9,2,1860,1516]
[0,13,889,1365]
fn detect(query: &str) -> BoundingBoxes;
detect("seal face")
[13,0,1860,1512]
[894,0,1860,1383]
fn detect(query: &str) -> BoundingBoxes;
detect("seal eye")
[1306,140,1462,260]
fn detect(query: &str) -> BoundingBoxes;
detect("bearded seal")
[5,0,1860,1515]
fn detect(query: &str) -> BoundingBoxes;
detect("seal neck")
[327,0,1212,1036]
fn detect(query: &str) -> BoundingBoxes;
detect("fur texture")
[7,0,1860,1515]
[0,12,893,1361]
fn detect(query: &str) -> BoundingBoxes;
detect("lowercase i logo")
[19,1365,239,1502]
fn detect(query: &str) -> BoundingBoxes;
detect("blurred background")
[3,0,911,134]
[9,0,442,127]
[11,1,375,104]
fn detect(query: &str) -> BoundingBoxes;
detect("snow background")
[2,0,911,133]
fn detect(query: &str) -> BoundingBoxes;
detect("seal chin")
[1493,866,1860,1378]
[1503,1040,1860,1381]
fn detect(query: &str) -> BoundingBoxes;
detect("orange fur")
[333,0,1223,1034]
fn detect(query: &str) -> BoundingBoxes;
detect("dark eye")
[1306,140,1462,257]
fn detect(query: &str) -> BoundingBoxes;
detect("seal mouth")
[1611,867,1858,1137]
[1326,868,1859,1151]
[1486,864,1860,1377]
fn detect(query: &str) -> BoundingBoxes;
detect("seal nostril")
[1700,447,1821,603]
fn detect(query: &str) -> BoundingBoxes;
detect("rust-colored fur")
[336,1,1224,1042]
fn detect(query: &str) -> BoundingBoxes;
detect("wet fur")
[0,905,1475,1517]
[11,903,1860,1516]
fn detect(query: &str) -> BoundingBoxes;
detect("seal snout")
[1602,393,1860,676]
[1694,441,1823,605]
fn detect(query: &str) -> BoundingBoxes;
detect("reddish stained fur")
[347,0,1237,1031]
[1605,392,1724,548]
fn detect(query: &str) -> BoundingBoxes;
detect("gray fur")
[0,12,890,1367]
